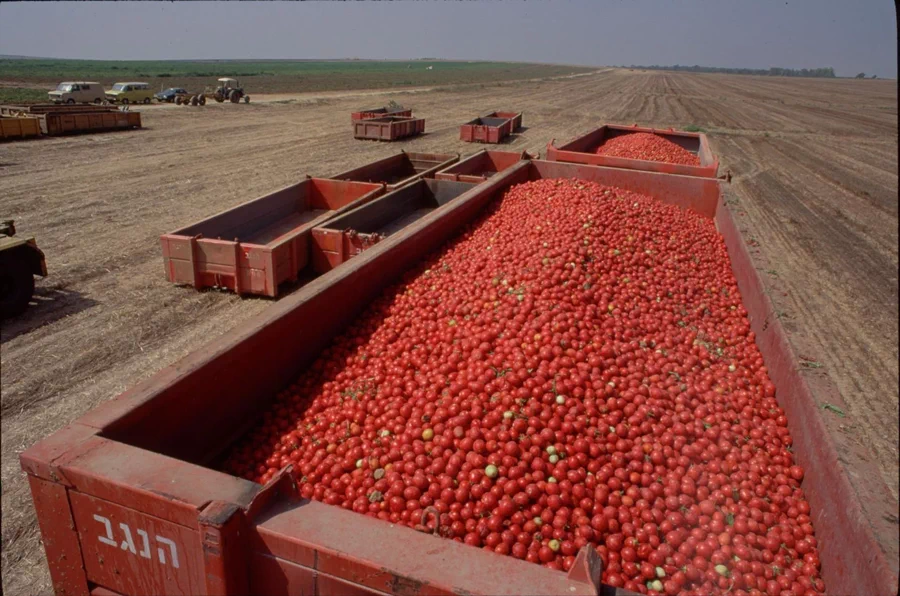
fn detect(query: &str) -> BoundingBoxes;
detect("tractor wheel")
[0,256,35,319]
[215,94,225,103]
[198,95,206,106]
[190,95,199,106]
[175,96,183,105]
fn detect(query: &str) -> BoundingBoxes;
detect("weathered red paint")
[28,476,90,596]
[459,113,515,144]
[43,111,141,136]
[353,117,425,141]
[21,160,897,596]
[546,124,719,178]
[350,107,413,122]
[434,149,535,183]
[159,177,385,297]
[328,151,459,191]
[311,178,477,272]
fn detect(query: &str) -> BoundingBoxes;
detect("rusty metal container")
[353,116,425,141]
[1,103,120,115]
[21,161,897,596]
[459,115,513,144]
[42,110,141,136]
[329,151,459,191]
[489,111,523,132]
[546,124,719,178]
[0,115,42,140]
[159,177,384,297]
[311,178,476,273]
[434,149,535,183]
[350,107,413,122]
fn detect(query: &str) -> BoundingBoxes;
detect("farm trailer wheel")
[0,257,34,319]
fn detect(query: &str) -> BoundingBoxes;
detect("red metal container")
[350,107,413,122]
[353,116,425,141]
[459,115,512,144]
[159,177,385,297]
[546,124,719,178]
[434,149,535,183]
[329,151,459,191]
[311,178,477,273]
[21,161,897,596]
[489,111,523,132]
[42,110,141,136]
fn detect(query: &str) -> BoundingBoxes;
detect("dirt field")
[1,69,897,594]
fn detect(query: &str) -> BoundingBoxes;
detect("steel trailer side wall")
[434,149,535,183]
[350,108,413,122]
[311,178,477,272]
[352,117,425,141]
[459,115,513,144]
[0,116,42,140]
[329,151,459,191]
[546,124,719,178]
[21,160,897,596]
[43,111,142,136]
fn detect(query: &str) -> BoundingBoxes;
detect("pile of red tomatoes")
[596,132,701,166]
[223,179,823,596]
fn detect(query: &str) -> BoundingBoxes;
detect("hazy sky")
[0,1,895,78]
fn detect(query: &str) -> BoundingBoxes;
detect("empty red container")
[434,149,535,183]
[353,116,425,141]
[328,151,459,190]
[311,178,477,273]
[489,111,523,131]
[459,116,511,144]
[160,177,385,297]
[546,124,719,178]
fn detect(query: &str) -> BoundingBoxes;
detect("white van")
[48,82,106,104]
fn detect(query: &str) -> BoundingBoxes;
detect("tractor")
[208,78,250,104]
[0,219,47,319]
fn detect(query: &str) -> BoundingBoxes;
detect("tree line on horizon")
[624,64,837,78]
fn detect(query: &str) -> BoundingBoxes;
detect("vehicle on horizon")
[47,82,105,104]
[154,87,188,103]
[206,78,250,103]
[105,82,153,105]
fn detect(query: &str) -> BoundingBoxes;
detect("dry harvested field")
[1,68,897,594]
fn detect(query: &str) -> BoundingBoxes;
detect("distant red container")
[160,177,384,297]
[311,178,477,273]
[353,116,425,141]
[546,124,719,178]
[459,115,512,144]
[489,111,523,132]
[350,107,413,122]
[434,149,535,183]
[329,151,459,190]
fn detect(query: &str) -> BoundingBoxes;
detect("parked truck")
[0,220,47,318]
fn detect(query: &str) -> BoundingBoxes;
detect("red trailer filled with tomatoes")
[22,160,897,596]
[546,124,719,178]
